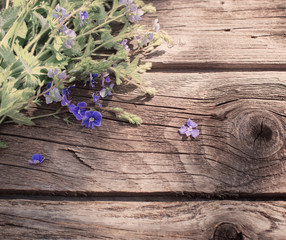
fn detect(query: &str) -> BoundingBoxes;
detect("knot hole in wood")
[230,109,284,159]
[213,223,243,240]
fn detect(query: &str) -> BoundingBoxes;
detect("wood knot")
[229,109,284,158]
[213,223,243,240]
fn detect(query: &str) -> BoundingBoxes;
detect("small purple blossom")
[61,94,71,106]
[62,85,75,96]
[68,102,87,120]
[85,73,98,87]
[119,0,133,6]
[143,33,154,46]
[101,72,111,87]
[128,4,143,23]
[120,0,143,23]
[179,119,199,138]
[53,4,68,22]
[80,11,88,26]
[100,83,114,98]
[92,93,102,108]
[29,154,45,165]
[81,111,102,129]
[44,82,62,104]
[120,39,130,51]
[61,26,76,49]
[47,68,66,79]
[153,19,160,32]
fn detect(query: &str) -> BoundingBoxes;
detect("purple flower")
[44,82,62,104]
[101,72,111,87]
[153,19,160,32]
[62,85,75,96]
[120,39,130,51]
[61,26,76,49]
[85,73,98,87]
[80,11,88,26]
[100,83,114,98]
[92,93,102,108]
[81,111,102,129]
[179,119,199,138]
[61,94,71,106]
[119,0,133,6]
[144,33,153,46]
[120,1,143,23]
[48,68,66,79]
[53,4,68,22]
[128,4,143,23]
[29,154,45,165]
[68,102,87,120]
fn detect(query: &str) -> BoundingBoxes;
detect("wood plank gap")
[2,190,286,201]
[149,63,286,71]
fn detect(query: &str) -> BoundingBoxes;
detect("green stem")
[25,28,50,51]
[91,53,113,57]
[75,13,125,40]
[92,33,129,53]
[0,116,6,125]
[30,109,62,120]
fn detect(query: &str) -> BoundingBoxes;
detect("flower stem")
[109,67,148,93]
[75,13,125,40]
[0,116,6,125]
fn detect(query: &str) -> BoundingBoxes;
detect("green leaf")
[137,62,152,73]
[53,36,63,51]
[14,43,43,87]
[0,140,8,149]
[82,36,95,58]
[126,56,139,74]
[93,5,108,24]
[6,110,35,126]
[63,42,82,57]
[13,0,27,7]
[110,107,142,125]
[142,3,156,13]
[100,30,115,49]
[0,6,20,32]
[17,21,28,39]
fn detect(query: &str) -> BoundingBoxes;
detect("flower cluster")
[53,4,68,22]
[0,0,172,155]
[120,39,130,51]
[119,0,144,23]
[43,68,118,129]
[60,25,77,49]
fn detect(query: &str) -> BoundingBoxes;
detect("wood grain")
[143,0,286,69]
[1,71,286,195]
[1,199,286,239]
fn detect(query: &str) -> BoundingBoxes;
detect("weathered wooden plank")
[1,71,286,194]
[0,199,286,239]
[144,0,286,68]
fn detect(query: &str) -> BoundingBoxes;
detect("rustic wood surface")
[1,0,286,239]
[1,199,286,240]
[143,0,286,69]
[1,72,286,195]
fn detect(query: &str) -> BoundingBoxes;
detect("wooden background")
[1,0,286,239]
